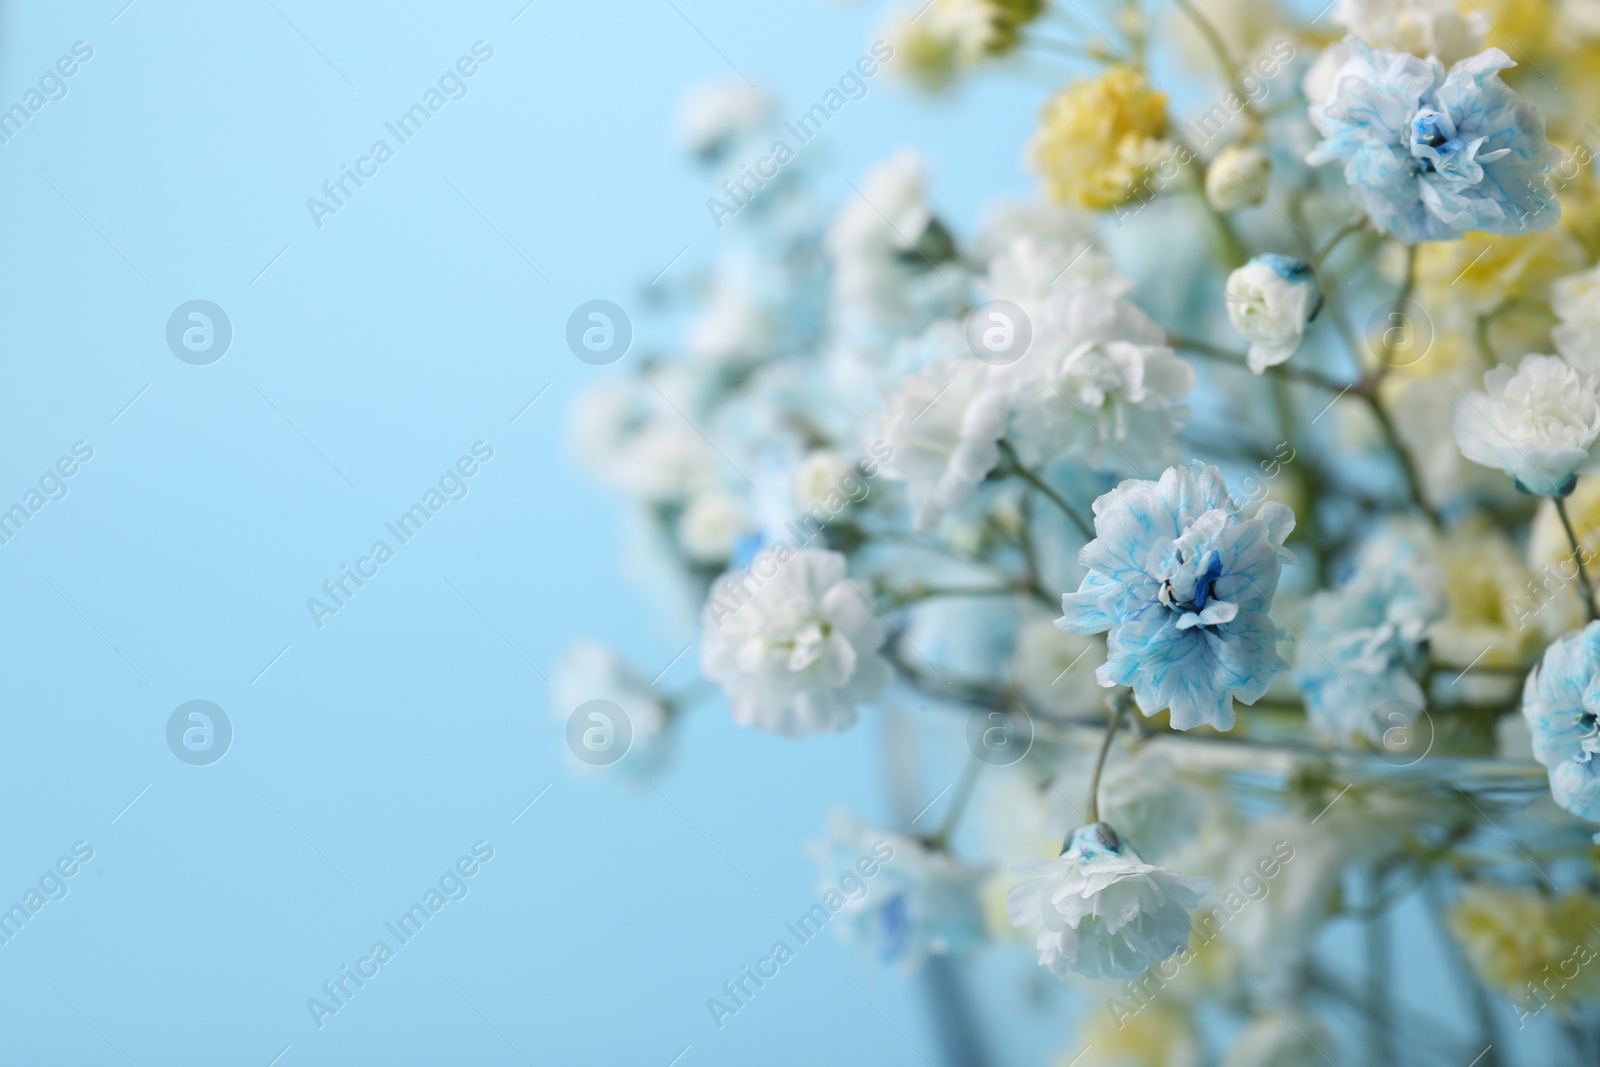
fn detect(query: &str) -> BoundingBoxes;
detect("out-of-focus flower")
[811,811,989,968]
[1432,526,1582,679]
[879,347,1010,533]
[1293,521,1445,743]
[552,641,669,768]
[1012,613,1106,717]
[1333,0,1488,64]
[1206,144,1272,213]
[678,489,752,564]
[1307,41,1561,243]
[828,151,962,340]
[1224,254,1324,373]
[1029,67,1172,211]
[794,450,859,512]
[1553,263,1600,372]
[1452,353,1600,495]
[1008,822,1209,980]
[1222,1011,1334,1067]
[1059,462,1296,731]
[675,77,771,160]
[1072,1002,1203,1067]
[1522,620,1600,823]
[887,0,1044,89]
[700,548,892,735]
[1413,227,1587,362]
[1448,881,1600,1009]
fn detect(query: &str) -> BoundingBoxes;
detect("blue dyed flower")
[1058,462,1296,730]
[1522,622,1600,825]
[1293,522,1445,743]
[809,812,989,970]
[1307,40,1560,243]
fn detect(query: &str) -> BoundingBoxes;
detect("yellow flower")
[1415,228,1587,320]
[1432,526,1580,674]
[888,0,1044,89]
[1449,883,1600,1015]
[1029,67,1172,210]
[1069,1001,1202,1067]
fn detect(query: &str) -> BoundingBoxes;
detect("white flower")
[1225,255,1323,373]
[1452,353,1600,495]
[879,345,1010,533]
[794,450,857,511]
[700,548,893,735]
[1205,145,1271,213]
[1552,264,1600,373]
[1007,337,1195,474]
[675,77,771,158]
[989,275,1195,475]
[828,151,961,340]
[1007,822,1209,979]
[677,489,751,564]
[552,641,668,770]
[1332,0,1487,64]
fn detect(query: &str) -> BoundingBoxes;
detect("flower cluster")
[564,9,1600,1063]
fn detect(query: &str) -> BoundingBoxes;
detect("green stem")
[1361,390,1444,530]
[1084,695,1130,824]
[1312,218,1367,267]
[1170,335,1350,392]
[1555,496,1599,622]
[999,440,1093,540]
[1170,0,1263,128]
[930,755,984,849]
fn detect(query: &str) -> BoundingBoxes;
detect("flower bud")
[1205,144,1271,212]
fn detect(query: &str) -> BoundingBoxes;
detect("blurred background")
[0,0,1065,1063]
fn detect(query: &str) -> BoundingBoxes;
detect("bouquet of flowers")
[563,0,1600,1062]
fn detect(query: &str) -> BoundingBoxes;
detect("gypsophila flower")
[1552,264,1600,374]
[1008,822,1209,980]
[1029,67,1172,211]
[1521,621,1600,824]
[1332,0,1487,64]
[675,77,771,160]
[1293,521,1445,744]
[1059,462,1296,730]
[887,0,1043,89]
[1205,145,1271,213]
[1452,353,1600,496]
[1307,41,1560,243]
[552,641,669,771]
[878,341,1010,533]
[1224,255,1323,373]
[700,548,892,735]
[812,811,989,968]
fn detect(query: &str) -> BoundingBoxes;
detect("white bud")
[1205,144,1271,213]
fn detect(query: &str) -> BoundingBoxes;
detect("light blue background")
[0,1,1079,1063]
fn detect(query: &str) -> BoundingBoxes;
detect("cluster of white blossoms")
[566,12,1600,1059]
